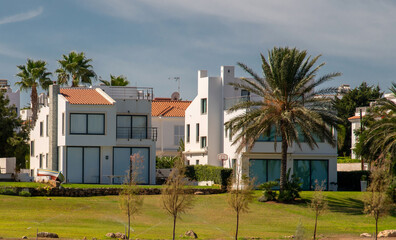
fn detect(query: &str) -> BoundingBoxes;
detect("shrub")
[0,187,17,195]
[337,171,370,191]
[156,156,176,169]
[278,169,302,202]
[185,165,232,188]
[18,189,31,197]
[257,181,278,202]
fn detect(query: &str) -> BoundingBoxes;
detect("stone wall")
[6,187,226,197]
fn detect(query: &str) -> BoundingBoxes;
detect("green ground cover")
[0,191,394,239]
[337,157,360,163]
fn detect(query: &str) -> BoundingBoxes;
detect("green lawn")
[0,191,394,239]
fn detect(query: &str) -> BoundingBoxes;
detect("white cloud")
[0,7,43,25]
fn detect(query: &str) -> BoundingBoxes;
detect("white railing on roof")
[98,86,154,100]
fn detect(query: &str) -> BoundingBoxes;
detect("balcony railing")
[116,127,157,141]
[224,96,250,110]
[99,86,154,100]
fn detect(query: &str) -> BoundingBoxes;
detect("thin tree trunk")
[313,212,318,240]
[375,217,378,240]
[280,130,288,191]
[173,214,177,240]
[127,211,130,240]
[31,84,38,126]
[235,211,239,240]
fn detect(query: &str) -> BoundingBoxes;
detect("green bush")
[18,189,31,197]
[156,156,176,169]
[258,181,278,202]
[277,169,302,202]
[0,187,17,195]
[337,171,370,191]
[185,165,232,188]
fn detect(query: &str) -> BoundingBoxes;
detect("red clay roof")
[152,100,191,117]
[348,116,361,120]
[60,88,113,105]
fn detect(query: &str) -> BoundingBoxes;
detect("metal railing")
[100,86,154,100]
[224,96,250,110]
[116,127,157,141]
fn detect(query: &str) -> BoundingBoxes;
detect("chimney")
[48,84,60,171]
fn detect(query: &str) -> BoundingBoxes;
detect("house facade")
[30,85,157,184]
[152,98,191,157]
[0,79,20,117]
[184,66,338,190]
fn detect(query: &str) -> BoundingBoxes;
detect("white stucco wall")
[29,106,50,170]
[4,87,20,117]
[152,116,185,156]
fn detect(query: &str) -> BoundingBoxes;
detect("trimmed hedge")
[185,165,233,188]
[337,170,370,191]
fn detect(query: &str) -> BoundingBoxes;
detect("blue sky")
[1,1,396,107]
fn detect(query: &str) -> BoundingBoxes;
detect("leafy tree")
[119,153,144,240]
[228,172,254,240]
[100,74,129,86]
[0,92,29,169]
[15,59,52,125]
[225,47,341,190]
[364,160,393,240]
[56,51,96,87]
[309,181,328,240]
[333,82,382,156]
[161,156,193,240]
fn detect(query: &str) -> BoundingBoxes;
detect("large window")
[186,124,190,143]
[174,125,184,145]
[70,113,105,135]
[67,147,100,183]
[201,98,207,114]
[113,147,150,184]
[196,123,199,142]
[116,115,147,139]
[201,136,207,149]
[249,159,281,187]
[293,160,328,190]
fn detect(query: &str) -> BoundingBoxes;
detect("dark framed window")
[46,115,49,137]
[40,121,44,137]
[70,113,105,135]
[293,159,329,190]
[249,159,281,187]
[62,113,65,136]
[196,159,199,165]
[30,141,34,156]
[196,123,199,142]
[201,136,207,149]
[186,124,190,143]
[201,98,207,114]
[39,154,43,168]
[46,153,48,169]
[116,115,148,139]
[241,90,250,101]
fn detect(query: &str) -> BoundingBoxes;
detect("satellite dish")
[171,91,180,100]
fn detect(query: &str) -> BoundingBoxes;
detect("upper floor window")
[116,115,147,139]
[30,141,34,156]
[241,90,250,101]
[201,98,207,114]
[196,123,200,142]
[46,115,49,137]
[40,121,44,137]
[70,113,105,135]
[186,124,190,143]
[201,136,207,149]
[174,125,184,145]
[62,113,65,136]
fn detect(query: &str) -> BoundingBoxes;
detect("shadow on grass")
[326,196,365,215]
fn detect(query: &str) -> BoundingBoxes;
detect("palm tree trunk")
[280,131,288,191]
[173,214,177,240]
[31,84,38,126]
[235,211,239,240]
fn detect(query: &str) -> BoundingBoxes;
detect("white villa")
[152,97,191,157]
[184,66,338,190]
[29,84,157,184]
[0,79,20,117]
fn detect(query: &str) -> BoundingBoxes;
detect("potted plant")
[360,174,367,192]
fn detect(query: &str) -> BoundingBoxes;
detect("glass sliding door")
[131,148,149,184]
[83,147,100,183]
[293,160,328,190]
[113,147,150,184]
[113,147,131,184]
[249,159,280,187]
[67,147,83,183]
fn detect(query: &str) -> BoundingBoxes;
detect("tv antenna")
[168,77,180,94]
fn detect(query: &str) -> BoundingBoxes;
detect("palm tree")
[225,47,341,191]
[100,74,129,86]
[360,83,396,165]
[55,51,96,87]
[15,59,52,125]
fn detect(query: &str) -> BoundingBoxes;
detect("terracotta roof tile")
[152,100,191,117]
[60,88,113,105]
[348,116,361,120]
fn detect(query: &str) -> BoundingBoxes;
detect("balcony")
[116,127,157,141]
[98,86,154,100]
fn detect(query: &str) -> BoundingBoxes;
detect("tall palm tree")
[15,59,52,125]
[225,47,341,191]
[56,51,96,87]
[360,83,396,166]
[100,74,129,86]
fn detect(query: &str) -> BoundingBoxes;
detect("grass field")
[0,191,395,239]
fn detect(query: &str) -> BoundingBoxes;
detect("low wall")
[3,187,227,197]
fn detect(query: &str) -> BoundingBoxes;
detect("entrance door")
[113,147,150,184]
[67,147,100,183]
